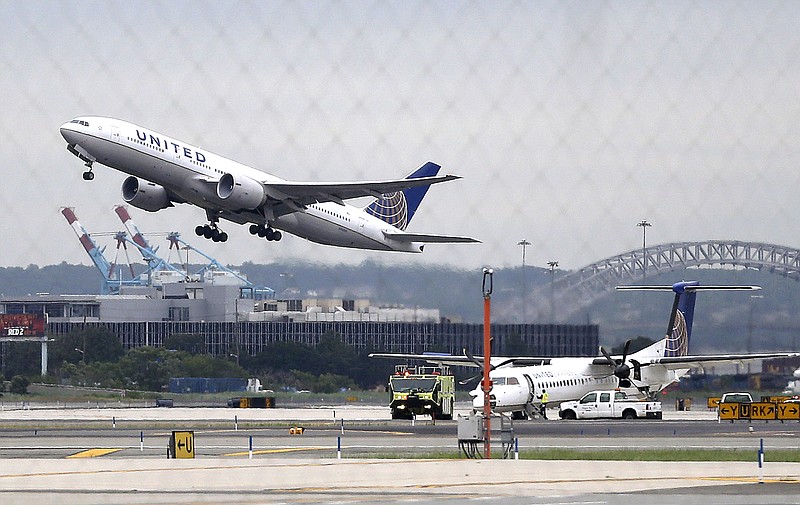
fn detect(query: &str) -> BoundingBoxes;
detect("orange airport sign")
[776,402,800,421]
[718,402,742,420]
[749,402,776,421]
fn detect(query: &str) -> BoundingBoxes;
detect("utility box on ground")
[457,413,484,441]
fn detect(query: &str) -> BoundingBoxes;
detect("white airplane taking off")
[60,116,478,252]
[371,281,799,418]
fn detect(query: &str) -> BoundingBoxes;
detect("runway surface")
[0,403,798,504]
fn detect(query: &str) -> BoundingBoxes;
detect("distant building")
[0,286,599,360]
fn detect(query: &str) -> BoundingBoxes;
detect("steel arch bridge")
[540,240,800,321]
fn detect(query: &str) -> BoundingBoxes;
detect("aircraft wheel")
[202,226,214,239]
[265,228,275,240]
[82,171,94,181]
[272,230,282,241]
[249,224,260,235]
[218,232,228,242]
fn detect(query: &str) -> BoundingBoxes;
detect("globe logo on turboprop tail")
[366,191,409,230]
[665,310,689,357]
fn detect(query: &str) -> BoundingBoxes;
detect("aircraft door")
[523,374,535,404]
[111,126,120,143]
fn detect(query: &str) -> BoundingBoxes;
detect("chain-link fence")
[2,1,800,345]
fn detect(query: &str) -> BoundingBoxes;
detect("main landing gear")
[195,223,228,242]
[249,224,282,241]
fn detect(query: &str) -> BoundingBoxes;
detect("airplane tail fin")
[364,162,441,230]
[618,282,760,359]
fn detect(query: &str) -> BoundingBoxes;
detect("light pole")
[481,267,494,459]
[517,239,531,322]
[637,220,652,279]
[235,296,241,366]
[547,261,558,321]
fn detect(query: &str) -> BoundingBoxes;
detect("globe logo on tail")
[366,191,409,230]
[665,310,689,357]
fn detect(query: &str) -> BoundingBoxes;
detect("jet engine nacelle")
[121,176,173,212]
[217,173,267,210]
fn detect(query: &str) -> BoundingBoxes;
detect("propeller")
[458,348,517,385]
[459,348,484,384]
[600,339,633,388]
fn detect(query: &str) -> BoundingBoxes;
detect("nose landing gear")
[248,224,282,241]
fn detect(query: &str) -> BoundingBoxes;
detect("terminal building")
[0,281,599,359]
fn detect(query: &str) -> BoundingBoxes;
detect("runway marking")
[66,448,123,458]
[224,447,329,457]
[700,476,800,483]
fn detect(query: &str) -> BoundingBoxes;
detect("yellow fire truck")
[387,364,455,420]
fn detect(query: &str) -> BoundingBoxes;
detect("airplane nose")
[60,122,77,143]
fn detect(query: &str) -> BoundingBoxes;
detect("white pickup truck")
[558,390,662,420]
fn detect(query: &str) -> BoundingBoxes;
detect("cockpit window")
[70,119,89,127]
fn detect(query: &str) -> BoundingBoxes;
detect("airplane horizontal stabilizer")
[616,285,761,292]
[382,231,480,244]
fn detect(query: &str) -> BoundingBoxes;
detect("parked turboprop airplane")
[370,281,799,417]
[60,116,478,252]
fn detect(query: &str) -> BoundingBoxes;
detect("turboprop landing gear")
[248,223,282,241]
[195,223,228,242]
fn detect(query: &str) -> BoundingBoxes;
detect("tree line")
[1,328,393,394]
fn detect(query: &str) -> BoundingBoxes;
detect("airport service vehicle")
[387,364,455,420]
[720,392,753,404]
[60,117,478,251]
[371,281,799,418]
[558,390,662,420]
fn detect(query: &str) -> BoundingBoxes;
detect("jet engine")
[217,173,267,210]
[121,176,173,212]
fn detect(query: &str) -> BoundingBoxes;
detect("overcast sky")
[2,0,800,273]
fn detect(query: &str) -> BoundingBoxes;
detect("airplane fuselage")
[60,116,427,252]
[473,358,681,413]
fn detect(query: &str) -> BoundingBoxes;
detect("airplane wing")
[639,352,800,371]
[368,352,551,368]
[369,352,479,367]
[382,231,481,244]
[263,174,461,208]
